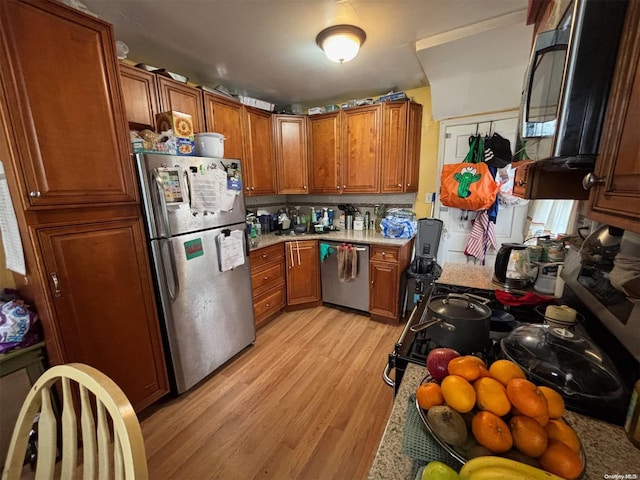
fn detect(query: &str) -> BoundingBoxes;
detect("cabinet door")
[37,219,169,411]
[369,261,399,319]
[156,76,205,133]
[274,115,308,194]
[404,102,423,192]
[285,241,320,305]
[0,0,137,207]
[588,0,640,232]
[308,112,341,194]
[244,106,275,195]
[119,63,159,129]
[381,102,408,193]
[342,105,381,193]
[203,92,245,160]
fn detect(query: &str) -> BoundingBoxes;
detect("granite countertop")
[367,363,640,480]
[248,229,413,251]
[437,262,497,290]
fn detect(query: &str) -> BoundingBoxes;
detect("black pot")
[411,293,492,353]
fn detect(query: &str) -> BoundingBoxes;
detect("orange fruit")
[441,375,476,413]
[447,355,487,382]
[489,359,526,386]
[509,415,549,457]
[416,382,444,410]
[474,377,511,417]
[545,419,581,453]
[539,386,565,419]
[506,378,549,423]
[538,441,583,479]
[471,411,513,454]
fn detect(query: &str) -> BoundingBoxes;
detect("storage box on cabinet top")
[156,111,194,139]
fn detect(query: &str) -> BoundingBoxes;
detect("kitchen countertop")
[367,362,640,480]
[437,262,497,290]
[248,229,413,251]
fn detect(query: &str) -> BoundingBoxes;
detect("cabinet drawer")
[250,243,284,269]
[253,285,286,322]
[251,261,285,296]
[370,246,399,263]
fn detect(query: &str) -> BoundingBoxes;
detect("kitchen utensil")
[501,324,625,411]
[580,225,624,271]
[493,243,536,290]
[419,293,492,354]
[194,132,225,157]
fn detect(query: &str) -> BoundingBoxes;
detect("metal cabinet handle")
[245,187,250,191]
[582,172,606,190]
[303,185,307,190]
[381,252,386,257]
[262,253,268,259]
[397,183,402,187]
[265,303,270,308]
[263,276,269,280]
[336,185,340,190]
[343,185,346,188]
[251,186,255,190]
[29,191,41,197]
[50,272,61,297]
[382,363,394,388]
[406,183,411,187]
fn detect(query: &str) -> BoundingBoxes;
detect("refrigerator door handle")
[151,169,171,238]
[160,238,180,300]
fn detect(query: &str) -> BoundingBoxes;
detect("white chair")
[2,363,148,480]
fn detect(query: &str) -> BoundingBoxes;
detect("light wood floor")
[138,306,404,480]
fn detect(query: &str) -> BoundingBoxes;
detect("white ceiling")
[80,0,533,114]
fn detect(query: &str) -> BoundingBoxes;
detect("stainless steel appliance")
[493,243,535,290]
[320,241,369,312]
[135,153,255,393]
[516,0,627,170]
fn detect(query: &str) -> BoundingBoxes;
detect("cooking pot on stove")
[411,293,491,354]
[501,324,625,419]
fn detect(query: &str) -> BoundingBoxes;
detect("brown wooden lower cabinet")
[249,243,286,328]
[36,218,169,411]
[369,243,412,322]
[285,240,321,306]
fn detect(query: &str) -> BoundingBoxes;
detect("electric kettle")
[493,243,535,290]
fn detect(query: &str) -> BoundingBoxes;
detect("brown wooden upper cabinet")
[119,64,160,130]
[308,111,342,194]
[585,0,640,233]
[243,106,276,195]
[156,76,205,134]
[308,102,422,194]
[203,92,245,161]
[0,0,137,208]
[381,101,422,193]
[273,114,308,194]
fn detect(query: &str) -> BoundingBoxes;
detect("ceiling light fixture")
[316,24,366,64]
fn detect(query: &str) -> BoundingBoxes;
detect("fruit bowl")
[415,373,587,479]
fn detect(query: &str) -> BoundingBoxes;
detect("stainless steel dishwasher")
[320,241,369,312]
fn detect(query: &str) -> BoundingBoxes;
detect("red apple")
[426,348,460,382]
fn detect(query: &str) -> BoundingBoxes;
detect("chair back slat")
[96,402,111,480]
[80,385,96,480]
[60,378,78,479]
[34,388,56,480]
[114,435,124,480]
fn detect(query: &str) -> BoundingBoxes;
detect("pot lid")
[500,324,623,400]
[429,294,491,320]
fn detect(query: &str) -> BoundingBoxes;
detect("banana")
[459,456,564,480]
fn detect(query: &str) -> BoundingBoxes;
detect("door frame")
[433,109,520,219]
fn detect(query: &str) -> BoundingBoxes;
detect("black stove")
[384,281,635,425]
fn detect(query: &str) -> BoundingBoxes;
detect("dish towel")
[464,210,498,264]
[337,243,358,282]
[320,243,334,263]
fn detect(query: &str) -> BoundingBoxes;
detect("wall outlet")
[425,192,435,203]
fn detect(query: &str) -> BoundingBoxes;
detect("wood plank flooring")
[138,306,404,480]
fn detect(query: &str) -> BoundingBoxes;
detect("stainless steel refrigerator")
[135,153,255,393]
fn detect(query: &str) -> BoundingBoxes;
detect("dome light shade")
[316,25,366,63]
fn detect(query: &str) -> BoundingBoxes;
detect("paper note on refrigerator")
[218,230,245,272]
[190,167,235,213]
[0,161,26,275]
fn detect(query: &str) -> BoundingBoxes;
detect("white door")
[435,114,528,267]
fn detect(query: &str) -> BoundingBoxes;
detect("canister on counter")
[528,245,544,263]
[364,211,370,230]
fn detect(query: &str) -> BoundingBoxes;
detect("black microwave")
[515,0,628,171]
